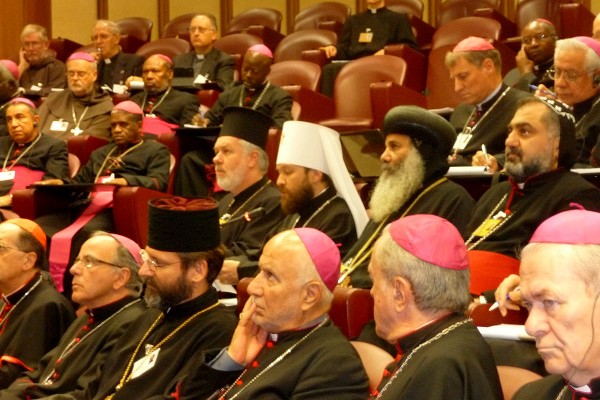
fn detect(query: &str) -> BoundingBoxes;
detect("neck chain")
[2,133,42,171]
[220,181,270,225]
[464,193,512,250]
[238,82,270,110]
[373,319,470,399]
[70,103,90,136]
[461,87,510,135]
[221,317,328,400]
[0,276,42,329]
[41,299,142,385]
[93,141,144,183]
[556,386,568,400]
[142,87,171,117]
[339,177,447,286]
[292,195,338,228]
[106,300,220,399]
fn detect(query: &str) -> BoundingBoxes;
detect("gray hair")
[555,38,600,73]
[240,139,269,174]
[445,48,502,71]
[191,13,218,31]
[373,227,471,314]
[94,20,121,35]
[21,24,48,41]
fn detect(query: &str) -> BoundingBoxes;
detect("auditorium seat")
[115,17,153,53]
[213,33,263,78]
[469,302,529,327]
[162,13,196,42]
[66,135,110,166]
[386,0,425,19]
[436,0,501,27]
[559,3,595,39]
[67,153,81,179]
[468,250,521,295]
[226,8,284,53]
[386,0,434,49]
[273,29,337,63]
[351,341,394,391]
[293,2,351,37]
[268,60,322,92]
[318,55,426,132]
[49,38,83,62]
[497,366,542,400]
[135,38,191,60]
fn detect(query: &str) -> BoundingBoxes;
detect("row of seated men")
[0,150,598,399]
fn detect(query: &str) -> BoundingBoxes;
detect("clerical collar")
[368,6,385,14]
[86,295,139,320]
[2,272,41,305]
[477,84,503,111]
[196,54,205,60]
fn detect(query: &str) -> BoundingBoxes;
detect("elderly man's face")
[521,22,555,65]
[110,111,142,146]
[0,224,31,288]
[368,249,401,343]
[189,15,216,53]
[213,136,253,194]
[67,59,97,97]
[70,235,125,309]
[521,244,600,386]
[448,56,496,105]
[241,52,271,89]
[22,32,48,65]
[380,133,413,169]
[142,56,173,94]
[248,232,311,333]
[5,103,40,145]
[553,46,599,106]
[92,25,121,59]
[276,164,313,215]
[138,246,192,309]
[504,102,558,182]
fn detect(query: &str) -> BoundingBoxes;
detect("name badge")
[358,31,373,43]
[130,348,160,379]
[50,120,69,132]
[112,84,128,94]
[0,171,16,181]
[452,132,473,150]
[472,211,507,237]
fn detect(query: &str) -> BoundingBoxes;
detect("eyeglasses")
[548,67,592,82]
[74,255,122,269]
[522,33,554,45]
[189,26,215,33]
[0,242,21,254]
[139,249,180,271]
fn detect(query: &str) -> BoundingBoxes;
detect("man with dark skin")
[512,19,558,91]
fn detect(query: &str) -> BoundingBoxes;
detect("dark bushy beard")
[505,144,553,183]
[280,178,313,215]
[144,273,193,309]
[369,147,426,223]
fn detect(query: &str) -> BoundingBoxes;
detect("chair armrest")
[370,82,426,129]
[384,44,427,93]
[301,49,330,67]
[113,186,167,247]
[474,8,517,39]
[317,20,344,37]
[12,189,73,220]
[282,85,335,123]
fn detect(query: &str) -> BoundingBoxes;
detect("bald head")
[241,50,272,89]
[0,64,19,103]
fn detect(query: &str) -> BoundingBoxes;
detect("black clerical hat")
[219,106,273,150]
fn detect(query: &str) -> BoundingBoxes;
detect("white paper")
[446,166,490,176]
[477,324,534,341]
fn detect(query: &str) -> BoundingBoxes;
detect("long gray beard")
[369,148,426,223]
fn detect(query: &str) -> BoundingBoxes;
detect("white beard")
[216,162,247,192]
[369,147,426,223]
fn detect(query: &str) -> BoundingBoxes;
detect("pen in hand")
[481,144,490,171]
[529,84,556,98]
[489,286,520,311]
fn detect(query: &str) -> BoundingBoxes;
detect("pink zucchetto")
[109,233,142,265]
[247,44,273,59]
[9,97,37,109]
[573,36,600,58]
[113,100,143,115]
[530,207,600,245]
[294,228,340,292]
[452,36,495,52]
[67,52,96,63]
[0,60,19,80]
[389,214,469,270]
[153,54,173,65]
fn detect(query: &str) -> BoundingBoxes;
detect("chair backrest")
[66,135,110,166]
[115,17,153,42]
[468,250,521,295]
[162,13,197,42]
[386,0,425,19]
[437,0,501,27]
[432,16,502,49]
[425,44,460,109]
[294,2,351,34]
[135,38,191,60]
[351,341,394,391]
[67,153,81,178]
[49,37,84,62]
[265,128,281,182]
[274,29,337,63]
[267,60,322,92]
[469,303,529,327]
[497,366,542,400]
[236,278,374,339]
[515,0,576,34]
[213,33,264,76]
[334,55,407,120]
[228,8,282,33]
[559,3,595,39]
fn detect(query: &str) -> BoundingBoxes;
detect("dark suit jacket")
[97,52,144,87]
[173,47,235,90]
[130,88,200,126]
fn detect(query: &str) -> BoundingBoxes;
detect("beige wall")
[52,0,97,45]
[108,0,159,39]
[169,0,221,36]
